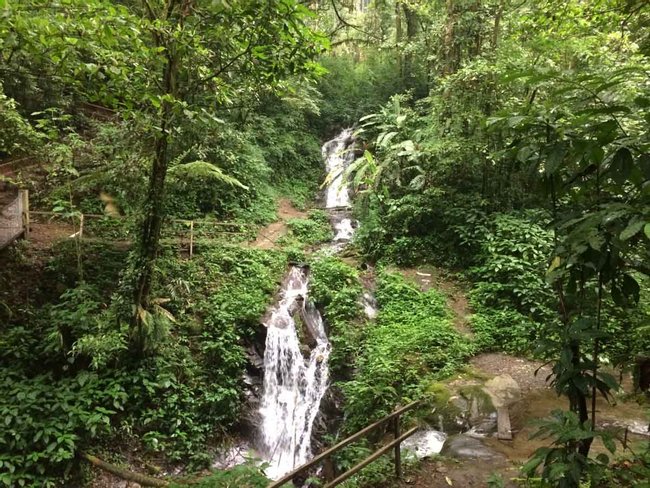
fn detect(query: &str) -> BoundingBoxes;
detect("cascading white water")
[323,129,355,208]
[258,130,357,480]
[259,267,330,479]
[333,218,355,242]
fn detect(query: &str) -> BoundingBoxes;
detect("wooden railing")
[268,401,421,488]
[27,210,256,255]
[0,189,28,250]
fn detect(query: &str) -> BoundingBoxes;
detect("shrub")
[286,210,333,246]
[468,212,554,321]
[309,255,364,378]
[470,307,541,355]
[341,272,472,431]
[0,85,39,155]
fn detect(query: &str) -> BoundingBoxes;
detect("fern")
[167,161,249,189]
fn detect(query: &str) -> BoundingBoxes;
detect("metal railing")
[268,400,421,488]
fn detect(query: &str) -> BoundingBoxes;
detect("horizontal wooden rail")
[29,210,256,227]
[267,400,420,488]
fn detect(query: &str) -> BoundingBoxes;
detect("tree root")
[82,453,170,487]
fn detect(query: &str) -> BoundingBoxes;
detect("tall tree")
[0,0,327,355]
[127,0,326,354]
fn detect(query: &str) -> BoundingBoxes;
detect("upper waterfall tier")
[322,129,355,208]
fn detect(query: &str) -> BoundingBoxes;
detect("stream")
[213,129,446,479]
[257,129,357,479]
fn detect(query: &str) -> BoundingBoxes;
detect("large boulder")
[483,375,521,408]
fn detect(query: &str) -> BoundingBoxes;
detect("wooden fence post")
[19,189,29,239]
[189,220,194,259]
[394,415,402,479]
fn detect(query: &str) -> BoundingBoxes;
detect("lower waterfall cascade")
[257,129,357,479]
[258,266,331,479]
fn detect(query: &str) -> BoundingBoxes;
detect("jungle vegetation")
[0,1,648,487]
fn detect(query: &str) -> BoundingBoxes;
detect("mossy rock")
[421,382,465,433]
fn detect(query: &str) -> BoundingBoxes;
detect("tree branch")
[330,0,382,41]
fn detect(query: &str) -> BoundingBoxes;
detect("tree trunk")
[130,46,178,355]
[441,0,460,75]
[492,0,505,50]
[395,1,403,80]
[402,3,418,89]
[569,341,593,457]
[83,453,169,487]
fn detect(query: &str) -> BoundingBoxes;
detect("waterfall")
[258,267,330,479]
[323,129,355,209]
[258,129,357,480]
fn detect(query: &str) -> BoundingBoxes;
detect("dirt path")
[394,457,519,488]
[250,198,306,249]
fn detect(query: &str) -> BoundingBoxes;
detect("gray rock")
[483,374,521,408]
[443,434,506,461]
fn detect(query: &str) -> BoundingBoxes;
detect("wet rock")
[443,434,506,461]
[469,412,498,437]
[402,429,447,459]
[449,395,469,414]
[246,345,264,370]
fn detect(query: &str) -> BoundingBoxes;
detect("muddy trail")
[250,198,307,250]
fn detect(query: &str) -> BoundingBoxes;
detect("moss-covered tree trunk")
[130,1,182,355]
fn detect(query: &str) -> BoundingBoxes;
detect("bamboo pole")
[394,415,402,478]
[189,220,194,259]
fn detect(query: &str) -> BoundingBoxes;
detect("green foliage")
[470,308,540,356]
[314,53,403,136]
[468,213,554,318]
[45,240,129,295]
[286,210,333,246]
[489,62,649,484]
[522,410,617,488]
[170,464,270,488]
[333,440,394,488]
[0,370,128,488]
[22,117,149,224]
[0,84,39,155]
[341,271,472,431]
[248,91,324,208]
[164,120,271,222]
[309,255,363,377]
[0,243,289,484]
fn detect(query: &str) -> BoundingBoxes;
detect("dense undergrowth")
[1,1,649,487]
[341,271,471,432]
[0,243,287,486]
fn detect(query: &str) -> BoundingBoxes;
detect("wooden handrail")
[267,400,420,488]
[322,427,419,488]
[29,210,256,227]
